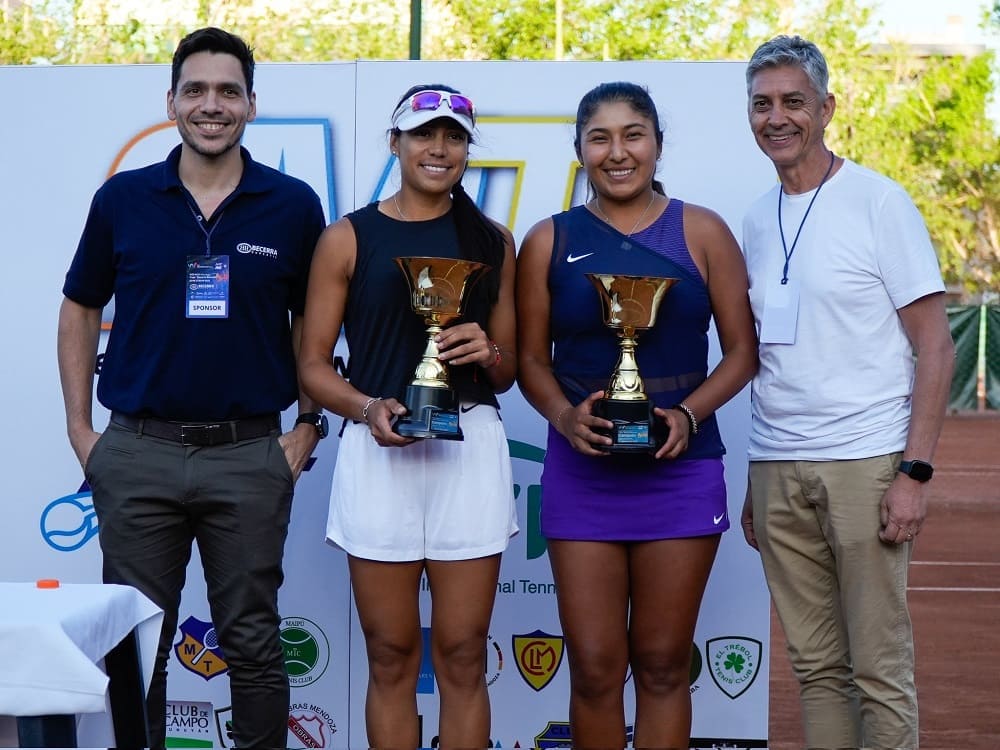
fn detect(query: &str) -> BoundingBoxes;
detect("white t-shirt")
[742,159,945,461]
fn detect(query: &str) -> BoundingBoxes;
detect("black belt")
[110,412,280,447]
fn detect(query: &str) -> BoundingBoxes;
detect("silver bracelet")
[672,402,699,435]
[361,396,382,424]
[554,405,573,431]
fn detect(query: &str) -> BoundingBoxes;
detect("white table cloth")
[0,582,162,716]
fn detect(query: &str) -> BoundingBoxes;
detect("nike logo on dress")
[567,252,594,263]
[460,404,478,413]
[713,512,726,525]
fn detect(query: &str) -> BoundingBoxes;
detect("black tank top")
[343,203,499,408]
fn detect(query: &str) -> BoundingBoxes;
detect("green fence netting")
[985,306,1000,411]
[947,305,981,411]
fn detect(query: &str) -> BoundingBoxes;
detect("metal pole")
[409,0,422,60]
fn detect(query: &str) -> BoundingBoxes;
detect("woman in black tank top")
[299,83,518,749]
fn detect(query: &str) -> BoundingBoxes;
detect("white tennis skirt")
[325,403,519,561]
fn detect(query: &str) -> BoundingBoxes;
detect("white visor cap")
[391,90,476,137]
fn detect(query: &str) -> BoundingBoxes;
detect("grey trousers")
[86,421,295,750]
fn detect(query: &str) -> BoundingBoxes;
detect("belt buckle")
[180,423,224,446]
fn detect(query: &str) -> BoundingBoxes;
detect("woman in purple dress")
[515,82,758,747]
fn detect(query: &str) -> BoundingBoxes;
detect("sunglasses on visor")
[404,90,476,121]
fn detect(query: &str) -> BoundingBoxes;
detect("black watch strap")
[899,459,933,482]
[295,411,329,439]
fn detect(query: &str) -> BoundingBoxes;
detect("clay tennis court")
[765,414,1000,750]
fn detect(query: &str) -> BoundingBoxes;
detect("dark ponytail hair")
[391,83,506,307]
[573,81,666,197]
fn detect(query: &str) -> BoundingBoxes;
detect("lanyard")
[777,151,835,285]
[185,198,227,257]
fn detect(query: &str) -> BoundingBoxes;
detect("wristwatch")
[295,411,329,439]
[898,459,933,482]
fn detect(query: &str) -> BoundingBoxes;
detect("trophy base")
[395,384,464,441]
[592,398,666,454]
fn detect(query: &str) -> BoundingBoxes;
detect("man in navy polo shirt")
[57,27,327,749]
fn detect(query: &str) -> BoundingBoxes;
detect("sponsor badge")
[186,255,230,318]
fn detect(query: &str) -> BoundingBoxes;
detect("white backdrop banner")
[0,59,775,749]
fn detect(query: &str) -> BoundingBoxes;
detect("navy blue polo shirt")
[63,145,326,421]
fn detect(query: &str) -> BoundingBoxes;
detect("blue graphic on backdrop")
[417,627,435,694]
[40,482,98,551]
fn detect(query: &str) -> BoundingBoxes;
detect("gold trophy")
[394,256,490,440]
[587,273,679,453]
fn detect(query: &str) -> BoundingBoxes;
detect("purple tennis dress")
[540,201,729,541]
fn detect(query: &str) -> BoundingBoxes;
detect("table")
[0,582,163,747]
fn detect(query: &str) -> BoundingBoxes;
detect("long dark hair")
[573,81,666,197]
[391,83,506,306]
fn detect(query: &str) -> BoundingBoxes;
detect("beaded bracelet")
[672,402,699,435]
[361,396,383,424]
[485,340,502,369]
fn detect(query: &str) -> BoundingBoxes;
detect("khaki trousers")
[750,454,918,750]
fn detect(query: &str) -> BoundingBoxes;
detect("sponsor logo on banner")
[174,616,228,680]
[165,700,214,748]
[534,720,571,749]
[417,627,435,694]
[486,632,504,687]
[690,641,703,694]
[429,735,501,748]
[509,440,547,560]
[513,630,564,691]
[707,636,762,699]
[40,487,98,551]
[532,721,633,748]
[281,616,330,687]
[214,705,234,748]
[110,118,337,219]
[287,702,338,749]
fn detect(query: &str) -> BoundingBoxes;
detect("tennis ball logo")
[40,491,99,552]
[280,616,331,688]
[283,627,317,674]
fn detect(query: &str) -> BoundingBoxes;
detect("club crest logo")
[706,636,762,699]
[689,641,704,694]
[513,629,564,691]
[214,705,234,748]
[174,616,229,680]
[281,616,331,687]
[486,632,504,687]
[287,702,338,748]
[534,720,572,749]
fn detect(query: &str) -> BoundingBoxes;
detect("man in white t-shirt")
[739,35,955,750]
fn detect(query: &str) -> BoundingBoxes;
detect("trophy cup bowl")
[393,256,490,440]
[586,273,679,453]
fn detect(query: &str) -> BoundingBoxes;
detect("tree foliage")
[2,0,998,293]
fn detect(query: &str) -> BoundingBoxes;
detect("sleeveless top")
[342,202,499,408]
[548,201,724,458]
